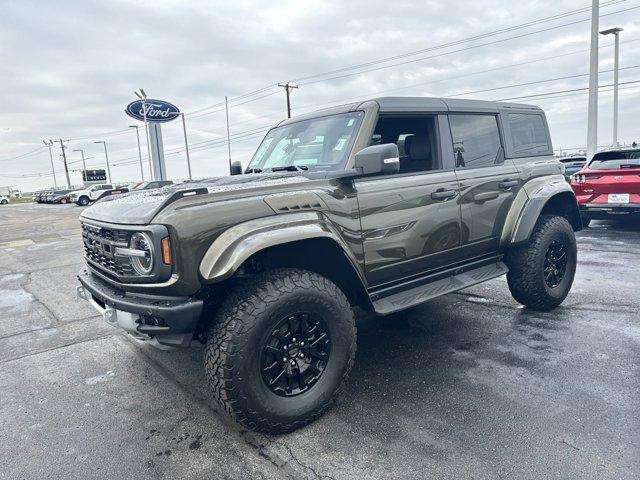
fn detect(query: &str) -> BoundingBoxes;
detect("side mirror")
[353,143,400,176]
[230,161,243,176]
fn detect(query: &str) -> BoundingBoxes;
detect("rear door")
[448,112,521,259]
[356,114,463,287]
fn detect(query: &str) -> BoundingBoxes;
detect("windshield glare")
[590,150,640,169]
[248,112,363,172]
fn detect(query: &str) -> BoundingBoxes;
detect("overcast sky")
[1,0,639,191]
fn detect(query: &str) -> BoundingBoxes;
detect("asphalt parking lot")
[1,202,638,480]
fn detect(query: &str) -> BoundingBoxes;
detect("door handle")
[473,191,500,203]
[498,179,519,190]
[431,189,457,201]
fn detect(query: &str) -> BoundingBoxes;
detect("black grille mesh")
[81,223,136,278]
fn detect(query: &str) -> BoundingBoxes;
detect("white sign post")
[148,123,167,181]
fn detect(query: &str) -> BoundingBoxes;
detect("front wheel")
[78,196,89,206]
[60,198,67,204]
[204,268,357,433]
[505,215,577,311]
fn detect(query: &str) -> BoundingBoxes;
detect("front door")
[356,114,462,287]
[448,113,520,258]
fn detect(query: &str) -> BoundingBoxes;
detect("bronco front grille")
[81,222,135,278]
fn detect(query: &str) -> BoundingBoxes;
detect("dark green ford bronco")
[76,97,581,432]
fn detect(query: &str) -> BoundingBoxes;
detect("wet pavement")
[1,202,638,479]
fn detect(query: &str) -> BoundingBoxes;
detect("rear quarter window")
[507,113,551,156]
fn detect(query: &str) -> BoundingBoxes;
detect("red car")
[571,149,640,226]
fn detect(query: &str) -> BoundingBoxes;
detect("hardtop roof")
[277,96,542,126]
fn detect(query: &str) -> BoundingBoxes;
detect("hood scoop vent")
[264,192,327,213]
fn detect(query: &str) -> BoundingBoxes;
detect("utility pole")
[586,0,599,161]
[58,139,72,188]
[73,149,87,172]
[94,141,112,184]
[600,27,623,148]
[129,125,145,181]
[225,96,232,174]
[278,82,298,118]
[180,113,192,180]
[42,140,58,188]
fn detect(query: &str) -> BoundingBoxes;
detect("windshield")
[247,112,363,172]
[590,150,640,169]
[134,182,150,189]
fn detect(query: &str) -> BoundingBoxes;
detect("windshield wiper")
[269,165,309,172]
[244,168,263,174]
[620,164,640,169]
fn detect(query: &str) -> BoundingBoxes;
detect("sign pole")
[180,113,192,180]
[141,99,154,179]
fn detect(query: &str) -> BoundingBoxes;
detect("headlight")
[129,232,154,275]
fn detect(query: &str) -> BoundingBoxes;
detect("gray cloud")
[1,0,639,191]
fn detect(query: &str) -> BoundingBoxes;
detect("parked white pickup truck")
[69,184,114,206]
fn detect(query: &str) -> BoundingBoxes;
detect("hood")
[80,172,310,225]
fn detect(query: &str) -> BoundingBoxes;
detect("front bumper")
[579,203,640,217]
[77,266,203,347]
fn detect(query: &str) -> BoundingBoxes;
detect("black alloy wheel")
[543,240,568,288]
[261,312,331,397]
[204,268,357,433]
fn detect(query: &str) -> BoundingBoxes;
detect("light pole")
[94,141,112,184]
[586,0,599,161]
[600,27,623,148]
[73,149,87,172]
[180,113,192,180]
[225,96,232,174]
[134,89,153,178]
[42,139,58,188]
[129,125,145,181]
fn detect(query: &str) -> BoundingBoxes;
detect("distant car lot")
[0,203,638,479]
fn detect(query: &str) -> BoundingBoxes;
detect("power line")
[289,0,628,84]
[297,3,640,86]
[496,79,640,101]
[446,65,640,98]
[0,145,45,163]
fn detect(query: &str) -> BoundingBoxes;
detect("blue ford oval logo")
[125,99,180,123]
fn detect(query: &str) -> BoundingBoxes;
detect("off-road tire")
[78,196,89,206]
[505,215,577,311]
[204,268,357,433]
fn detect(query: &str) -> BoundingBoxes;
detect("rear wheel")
[204,268,357,433]
[1,199,7,205]
[506,215,577,311]
[60,198,67,204]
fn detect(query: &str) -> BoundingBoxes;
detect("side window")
[508,113,550,156]
[371,115,440,173]
[449,114,502,169]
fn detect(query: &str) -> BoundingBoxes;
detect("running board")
[371,261,508,315]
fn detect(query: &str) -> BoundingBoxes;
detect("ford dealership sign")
[125,99,180,123]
